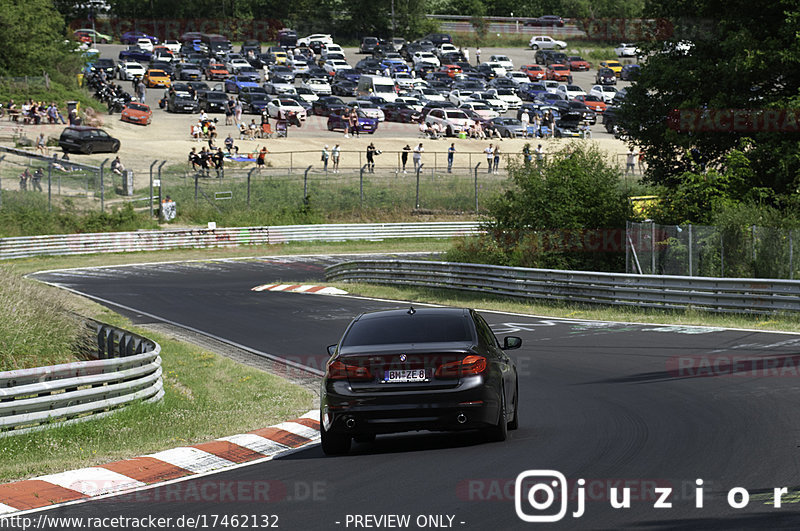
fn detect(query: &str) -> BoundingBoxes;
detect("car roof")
[356,307,470,322]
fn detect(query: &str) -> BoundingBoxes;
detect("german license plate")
[384,369,429,383]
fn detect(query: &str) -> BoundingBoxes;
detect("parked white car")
[543,80,561,94]
[424,108,473,136]
[459,102,499,120]
[614,43,639,57]
[448,89,479,106]
[296,34,333,47]
[227,57,252,74]
[469,92,508,113]
[437,43,459,57]
[267,98,308,120]
[528,36,567,50]
[162,40,181,54]
[349,100,385,121]
[294,86,319,103]
[486,88,522,109]
[410,87,446,103]
[489,54,514,70]
[393,72,416,90]
[264,81,296,95]
[322,43,345,56]
[302,77,332,95]
[555,84,587,100]
[589,84,618,103]
[480,62,507,78]
[117,61,146,80]
[506,71,530,85]
[136,38,154,52]
[323,59,352,75]
[395,96,423,112]
[412,51,441,68]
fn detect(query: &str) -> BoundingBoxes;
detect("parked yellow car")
[143,69,171,88]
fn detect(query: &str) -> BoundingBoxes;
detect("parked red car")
[546,64,572,81]
[566,56,591,71]
[520,64,546,81]
[120,102,152,125]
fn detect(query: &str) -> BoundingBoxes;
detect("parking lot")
[48,42,635,174]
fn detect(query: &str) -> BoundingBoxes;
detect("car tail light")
[326,360,372,381]
[435,355,487,378]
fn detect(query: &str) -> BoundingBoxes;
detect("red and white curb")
[251,284,348,295]
[0,411,320,515]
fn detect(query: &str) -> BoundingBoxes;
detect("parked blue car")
[326,110,378,133]
[121,32,159,45]
[118,46,152,62]
[224,75,261,93]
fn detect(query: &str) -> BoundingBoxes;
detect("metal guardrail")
[0,321,163,435]
[325,260,800,315]
[0,222,483,260]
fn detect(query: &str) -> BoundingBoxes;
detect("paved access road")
[29,256,800,529]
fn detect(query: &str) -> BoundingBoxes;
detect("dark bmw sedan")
[320,307,521,455]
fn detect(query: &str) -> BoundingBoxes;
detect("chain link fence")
[627,221,798,279]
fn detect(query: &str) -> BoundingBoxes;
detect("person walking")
[626,148,637,175]
[413,142,424,172]
[234,98,243,126]
[321,145,330,172]
[447,142,455,173]
[484,143,493,173]
[493,145,501,174]
[475,46,481,65]
[32,168,43,192]
[366,142,377,172]
[401,144,411,173]
[136,81,146,104]
[535,144,545,167]
[463,48,470,63]
[332,144,340,173]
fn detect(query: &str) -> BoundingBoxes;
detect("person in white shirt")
[484,143,493,173]
[413,143,424,172]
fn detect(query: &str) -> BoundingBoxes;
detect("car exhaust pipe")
[345,417,356,429]
[457,413,467,424]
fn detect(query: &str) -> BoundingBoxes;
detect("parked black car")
[596,67,617,85]
[525,15,565,27]
[382,102,422,123]
[331,79,358,97]
[320,307,521,455]
[360,36,381,54]
[58,126,120,154]
[620,64,641,81]
[198,91,230,113]
[278,30,297,49]
[312,96,348,116]
[423,33,453,46]
[241,39,262,56]
[166,92,199,113]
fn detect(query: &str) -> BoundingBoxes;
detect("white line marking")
[36,468,145,497]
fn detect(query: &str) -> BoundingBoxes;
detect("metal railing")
[0,320,163,436]
[325,259,800,315]
[0,222,482,260]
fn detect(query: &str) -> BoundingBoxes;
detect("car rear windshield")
[342,314,473,346]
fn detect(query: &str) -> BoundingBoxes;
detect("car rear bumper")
[322,380,500,435]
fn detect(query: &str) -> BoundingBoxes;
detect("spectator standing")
[136,82,146,104]
[493,145,501,174]
[189,147,199,170]
[626,149,638,174]
[213,148,225,178]
[19,169,29,191]
[413,143,423,172]
[366,143,377,173]
[464,48,470,63]
[256,146,268,170]
[447,143,455,173]
[225,98,234,125]
[520,110,530,134]
[401,144,411,173]
[475,47,481,65]
[321,145,330,172]
[484,143,493,173]
[332,144,341,173]
[32,168,43,192]
[234,98,243,125]
[535,144,544,167]
[522,144,532,164]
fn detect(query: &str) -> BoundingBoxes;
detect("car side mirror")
[503,336,522,350]
[327,344,337,356]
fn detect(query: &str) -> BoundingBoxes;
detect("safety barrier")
[0,321,163,436]
[0,222,483,260]
[325,259,800,315]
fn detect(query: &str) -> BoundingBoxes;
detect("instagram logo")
[515,470,570,523]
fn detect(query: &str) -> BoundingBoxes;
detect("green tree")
[448,143,632,271]
[619,0,800,201]
[0,0,81,81]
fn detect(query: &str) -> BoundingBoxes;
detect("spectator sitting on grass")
[111,156,124,175]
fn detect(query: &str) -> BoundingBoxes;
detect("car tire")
[446,126,453,137]
[531,45,539,50]
[84,144,94,155]
[485,384,508,442]
[113,142,120,153]
[508,380,519,430]
[321,424,351,455]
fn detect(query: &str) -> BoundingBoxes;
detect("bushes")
[446,143,632,272]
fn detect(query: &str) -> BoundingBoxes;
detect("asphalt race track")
[25,255,800,529]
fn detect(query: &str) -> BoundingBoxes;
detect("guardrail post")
[47,163,52,212]
[360,164,367,209]
[0,155,5,209]
[415,163,424,209]
[149,160,158,218]
[247,168,255,207]
[304,165,312,205]
[720,233,725,277]
[650,221,656,274]
[474,162,481,213]
[790,230,794,280]
[99,158,109,212]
